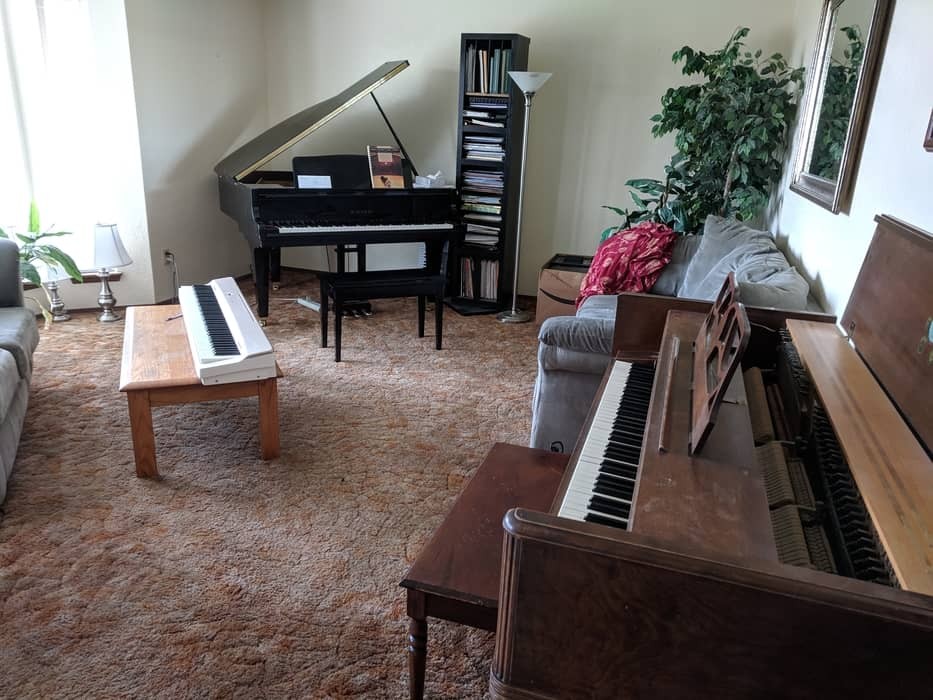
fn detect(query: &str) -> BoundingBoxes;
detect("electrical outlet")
[162,249,173,265]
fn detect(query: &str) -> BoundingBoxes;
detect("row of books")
[465,45,513,94]
[459,258,499,300]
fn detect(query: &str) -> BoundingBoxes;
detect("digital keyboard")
[178,277,276,385]
[557,361,654,529]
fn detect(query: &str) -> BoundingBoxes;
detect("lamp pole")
[498,71,551,324]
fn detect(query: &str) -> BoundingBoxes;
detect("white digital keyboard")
[178,277,276,385]
[557,361,655,529]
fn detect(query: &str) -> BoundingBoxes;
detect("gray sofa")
[530,216,816,452]
[0,238,39,503]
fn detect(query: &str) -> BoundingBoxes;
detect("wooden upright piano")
[490,215,933,699]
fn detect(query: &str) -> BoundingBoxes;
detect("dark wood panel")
[401,442,567,608]
[492,509,933,700]
[611,292,835,359]
[841,214,933,452]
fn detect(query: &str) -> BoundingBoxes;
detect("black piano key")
[584,513,628,530]
[588,494,632,520]
[193,284,239,356]
[594,476,634,501]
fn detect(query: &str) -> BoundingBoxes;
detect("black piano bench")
[318,269,446,362]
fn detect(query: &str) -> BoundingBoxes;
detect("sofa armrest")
[0,239,24,308]
[539,315,615,357]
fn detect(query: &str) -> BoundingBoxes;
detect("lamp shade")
[93,224,132,270]
[508,71,552,95]
[40,262,69,283]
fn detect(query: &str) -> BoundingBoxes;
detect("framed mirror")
[790,0,894,213]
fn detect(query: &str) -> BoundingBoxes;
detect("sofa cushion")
[651,234,701,297]
[680,216,809,310]
[0,307,39,380]
[0,350,19,426]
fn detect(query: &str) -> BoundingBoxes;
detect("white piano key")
[278,223,454,234]
[178,277,276,385]
[558,360,652,526]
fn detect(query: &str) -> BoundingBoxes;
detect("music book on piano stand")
[367,145,405,188]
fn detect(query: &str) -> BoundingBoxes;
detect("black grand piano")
[214,60,458,320]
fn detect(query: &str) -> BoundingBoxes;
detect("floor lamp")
[497,70,552,324]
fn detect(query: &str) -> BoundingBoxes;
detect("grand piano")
[489,215,933,698]
[215,61,458,320]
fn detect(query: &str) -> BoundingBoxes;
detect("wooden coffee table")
[399,442,568,699]
[118,305,281,478]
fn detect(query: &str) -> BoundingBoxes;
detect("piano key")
[178,278,276,385]
[277,223,454,234]
[558,360,655,528]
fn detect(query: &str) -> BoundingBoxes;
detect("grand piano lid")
[214,60,409,182]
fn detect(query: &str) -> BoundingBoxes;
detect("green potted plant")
[0,201,82,324]
[603,27,805,238]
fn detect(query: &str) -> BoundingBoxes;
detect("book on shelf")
[462,194,501,204]
[464,233,499,247]
[466,222,500,234]
[462,202,501,214]
[464,118,505,129]
[463,212,502,223]
[366,145,404,188]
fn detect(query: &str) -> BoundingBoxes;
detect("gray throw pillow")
[651,234,701,297]
[679,215,809,310]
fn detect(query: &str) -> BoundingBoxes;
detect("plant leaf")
[28,201,40,234]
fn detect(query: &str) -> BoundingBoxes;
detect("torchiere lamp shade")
[508,71,552,95]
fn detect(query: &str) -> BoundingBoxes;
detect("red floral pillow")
[576,221,678,307]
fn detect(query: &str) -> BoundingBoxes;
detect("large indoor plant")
[603,27,805,238]
[0,202,82,322]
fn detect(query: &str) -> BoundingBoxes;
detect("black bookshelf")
[447,33,530,315]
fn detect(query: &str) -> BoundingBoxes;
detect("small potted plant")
[0,202,82,325]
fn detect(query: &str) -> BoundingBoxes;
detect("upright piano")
[215,61,458,320]
[490,215,933,698]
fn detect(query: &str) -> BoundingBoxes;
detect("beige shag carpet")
[0,272,540,698]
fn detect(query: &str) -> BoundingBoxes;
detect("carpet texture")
[0,272,541,699]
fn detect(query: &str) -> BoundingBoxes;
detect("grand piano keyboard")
[274,222,454,234]
[557,361,655,529]
[178,277,276,385]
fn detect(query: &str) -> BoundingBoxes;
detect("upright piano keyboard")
[489,215,933,699]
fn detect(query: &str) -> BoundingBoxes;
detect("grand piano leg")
[253,247,271,320]
[270,247,281,291]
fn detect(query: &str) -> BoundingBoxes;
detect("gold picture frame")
[925,109,933,152]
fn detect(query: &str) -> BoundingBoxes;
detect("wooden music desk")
[118,305,281,479]
[399,442,568,700]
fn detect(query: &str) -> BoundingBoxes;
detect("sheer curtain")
[0,0,100,253]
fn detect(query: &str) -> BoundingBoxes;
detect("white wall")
[124,0,268,302]
[774,0,933,316]
[22,0,151,313]
[262,0,798,293]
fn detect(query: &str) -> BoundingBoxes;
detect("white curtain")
[0,0,99,250]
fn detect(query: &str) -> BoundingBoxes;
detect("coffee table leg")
[126,390,158,478]
[257,378,280,460]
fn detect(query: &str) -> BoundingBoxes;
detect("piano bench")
[318,269,446,362]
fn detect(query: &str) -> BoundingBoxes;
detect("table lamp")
[498,70,552,323]
[93,223,132,322]
[41,263,71,322]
